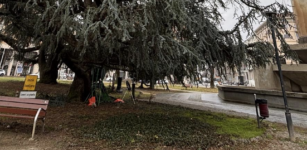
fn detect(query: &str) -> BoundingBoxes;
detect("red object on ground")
[88,96,96,106]
[114,99,124,103]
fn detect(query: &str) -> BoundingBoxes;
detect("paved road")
[149,92,307,128]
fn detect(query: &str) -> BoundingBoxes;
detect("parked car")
[0,69,6,76]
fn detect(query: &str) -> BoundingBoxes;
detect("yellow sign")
[23,75,38,91]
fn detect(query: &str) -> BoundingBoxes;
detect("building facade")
[244,17,299,89]
[0,42,39,76]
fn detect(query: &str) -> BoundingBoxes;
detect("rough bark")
[39,66,58,84]
[66,68,91,102]
[61,52,91,102]
[67,74,85,102]
[38,47,59,84]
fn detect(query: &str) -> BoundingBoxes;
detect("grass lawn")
[82,102,264,149]
[1,77,306,149]
[0,76,26,82]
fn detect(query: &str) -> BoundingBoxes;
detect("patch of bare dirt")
[0,102,137,150]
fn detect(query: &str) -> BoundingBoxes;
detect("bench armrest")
[34,108,47,119]
[40,108,47,112]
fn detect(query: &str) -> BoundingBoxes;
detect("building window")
[283,34,291,39]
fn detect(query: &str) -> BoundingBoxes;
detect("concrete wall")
[272,64,307,92]
[254,64,280,91]
[218,86,307,112]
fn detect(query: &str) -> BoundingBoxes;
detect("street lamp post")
[266,12,295,141]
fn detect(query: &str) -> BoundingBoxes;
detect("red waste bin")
[255,99,269,118]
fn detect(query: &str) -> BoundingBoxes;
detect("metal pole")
[266,12,294,141]
[254,94,260,128]
[0,49,5,68]
[131,78,136,104]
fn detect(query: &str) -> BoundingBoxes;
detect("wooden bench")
[0,96,49,139]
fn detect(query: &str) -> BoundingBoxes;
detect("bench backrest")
[0,96,49,110]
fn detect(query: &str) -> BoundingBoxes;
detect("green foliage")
[0,0,297,98]
[80,103,265,148]
[183,111,265,139]
[36,92,66,106]
[1,0,295,70]
[92,113,227,149]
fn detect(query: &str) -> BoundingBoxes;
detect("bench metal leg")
[31,108,42,140]
[42,118,45,133]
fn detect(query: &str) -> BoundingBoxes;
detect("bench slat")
[0,96,49,105]
[0,101,48,110]
[0,113,36,119]
[0,107,46,117]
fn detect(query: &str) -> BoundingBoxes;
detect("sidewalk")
[148,92,307,128]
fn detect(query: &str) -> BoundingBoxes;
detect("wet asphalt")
[146,91,307,128]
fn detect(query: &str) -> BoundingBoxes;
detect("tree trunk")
[139,80,144,88]
[38,45,60,84]
[61,52,91,102]
[163,80,169,90]
[116,77,122,92]
[111,72,116,91]
[132,83,135,100]
[161,80,165,89]
[210,66,215,88]
[66,71,91,102]
[67,74,85,102]
[39,63,58,84]
[150,77,155,89]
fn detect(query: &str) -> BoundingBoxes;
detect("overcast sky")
[221,0,292,39]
